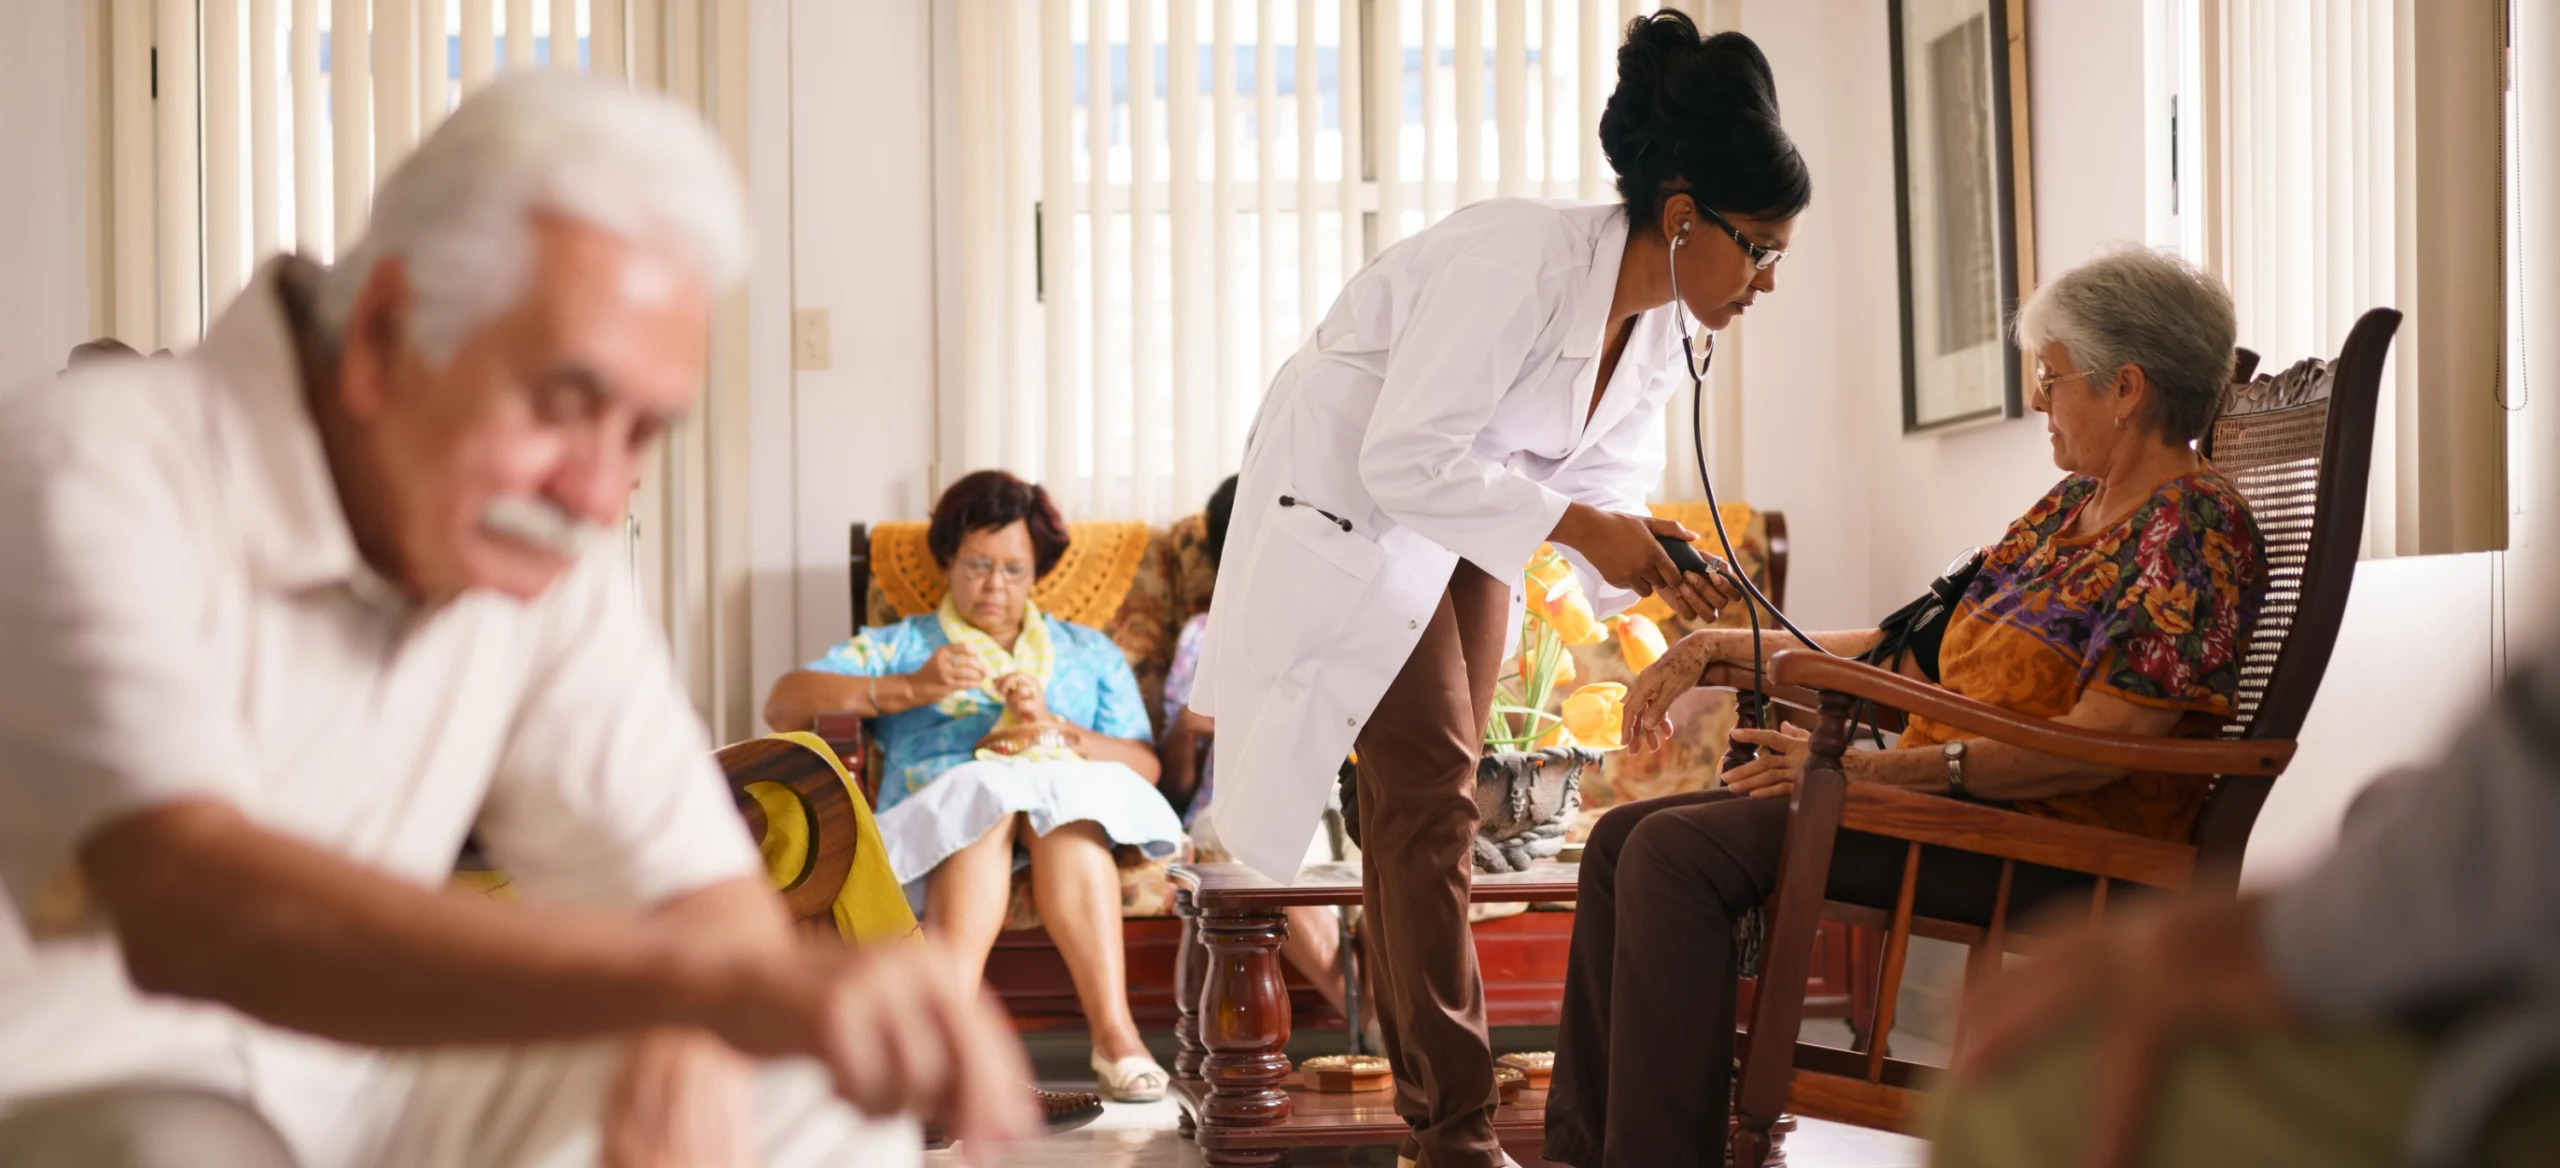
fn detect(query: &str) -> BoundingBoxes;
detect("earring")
[2114,415,2128,430]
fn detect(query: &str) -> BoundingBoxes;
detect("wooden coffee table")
[1167,860,1579,1167]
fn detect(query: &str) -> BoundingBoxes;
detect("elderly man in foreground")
[0,75,1030,1168]
[1936,623,2560,1168]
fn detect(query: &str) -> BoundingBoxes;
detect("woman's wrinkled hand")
[989,673,1052,719]
[1621,632,1716,754]
[1720,723,1872,801]
[1721,723,1811,800]
[911,644,988,704]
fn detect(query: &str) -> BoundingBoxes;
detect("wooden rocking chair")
[1717,308,2398,1166]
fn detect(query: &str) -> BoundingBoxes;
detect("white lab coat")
[1193,198,1688,881]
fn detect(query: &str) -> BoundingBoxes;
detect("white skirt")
[873,758,1186,891]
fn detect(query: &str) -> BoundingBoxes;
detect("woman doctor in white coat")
[1191,13,1809,1167]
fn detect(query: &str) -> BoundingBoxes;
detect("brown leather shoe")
[921,1089,1104,1150]
[1036,1087,1105,1134]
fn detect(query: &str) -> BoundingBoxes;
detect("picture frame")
[1890,0,2038,433]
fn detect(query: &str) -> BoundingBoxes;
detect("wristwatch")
[1941,740,1968,797]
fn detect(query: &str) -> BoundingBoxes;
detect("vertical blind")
[947,0,1741,522]
[2205,0,2510,557]
[98,0,632,350]
[91,0,763,739]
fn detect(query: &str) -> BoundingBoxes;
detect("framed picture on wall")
[1890,0,2037,433]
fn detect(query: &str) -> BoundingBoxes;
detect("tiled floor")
[926,1032,1928,1168]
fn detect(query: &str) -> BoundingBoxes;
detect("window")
[941,0,1740,521]
[91,0,752,733]
[2202,0,2512,557]
[94,1,639,352]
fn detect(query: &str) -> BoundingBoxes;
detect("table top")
[1170,860,1580,909]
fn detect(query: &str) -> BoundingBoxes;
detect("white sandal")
[1089,1052,1171,1103]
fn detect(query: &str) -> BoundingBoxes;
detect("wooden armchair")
[1719,310,2396,1166]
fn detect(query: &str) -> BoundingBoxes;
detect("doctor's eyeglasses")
[1697,206,1787,271]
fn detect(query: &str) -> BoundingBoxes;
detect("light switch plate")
[792,308,831,371]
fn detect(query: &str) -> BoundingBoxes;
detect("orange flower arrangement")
[1491,545,1645,752]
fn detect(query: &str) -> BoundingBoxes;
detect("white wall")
[742,0,944,719]
[0,0,90,386]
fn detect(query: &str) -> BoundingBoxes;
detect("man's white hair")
[318,72,749,361]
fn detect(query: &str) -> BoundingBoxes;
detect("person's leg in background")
[921,812,1024,996]
[1356,560,1512,1168]
[0,1086,298,1168]
[1022,819,1162,1090]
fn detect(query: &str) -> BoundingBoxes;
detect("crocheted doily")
[869,520,1152,629]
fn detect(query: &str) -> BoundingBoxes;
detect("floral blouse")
[803,611,1153,812]
[1898,470,2266,843]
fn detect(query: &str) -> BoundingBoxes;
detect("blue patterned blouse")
[803,612,1154,812]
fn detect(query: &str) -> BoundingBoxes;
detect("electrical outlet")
[792,308,831,371]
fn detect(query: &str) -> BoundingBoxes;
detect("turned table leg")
[1174,889,1207,1082]
[1196,903,1292,1166]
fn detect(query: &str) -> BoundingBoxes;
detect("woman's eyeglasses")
[1697,206,1787,271]
[954,557,1035,584]
[2030,365,2110,406]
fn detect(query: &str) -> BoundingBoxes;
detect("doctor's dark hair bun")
[1599,11,1810,231]
[928,469,1071,579]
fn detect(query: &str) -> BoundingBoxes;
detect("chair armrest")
[717,737,863,922]
[1699,662,1824,714]
[1768,651,2292,777]
[1832,780,2199,890]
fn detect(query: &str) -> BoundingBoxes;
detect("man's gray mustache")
[480,495,614,559]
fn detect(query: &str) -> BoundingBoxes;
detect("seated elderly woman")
[763,469,1183,1103]
[1541,248,2268,1168]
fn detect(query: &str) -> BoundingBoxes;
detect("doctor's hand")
[1550,504,1739,621]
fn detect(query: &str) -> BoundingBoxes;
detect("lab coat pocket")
[1240,499,1384,675]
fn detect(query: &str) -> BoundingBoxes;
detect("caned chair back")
[2189,308,2398,872]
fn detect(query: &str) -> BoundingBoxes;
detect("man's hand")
[718,938,1037,1154]
[1549,504,1739,621]
[1951,896,2295,1168]
[603,1030,757,1168]
[910,645,988,705]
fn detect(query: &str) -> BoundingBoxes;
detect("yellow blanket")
[741,732,921,944]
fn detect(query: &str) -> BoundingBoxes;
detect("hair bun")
[1598,12,1809,227]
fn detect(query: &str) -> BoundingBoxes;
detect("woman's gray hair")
[317,72,749,363]
[2013,247,2237,444]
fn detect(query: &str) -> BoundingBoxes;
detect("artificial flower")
[1538,583,1607,646]
[1560,683,1627,750]
[1613,614,1669,672]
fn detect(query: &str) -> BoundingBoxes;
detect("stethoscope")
[1666,219,1847,708]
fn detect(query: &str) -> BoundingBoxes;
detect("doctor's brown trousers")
[1355,558,1512,1168]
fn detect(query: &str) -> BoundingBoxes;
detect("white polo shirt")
[0,259,760,1154]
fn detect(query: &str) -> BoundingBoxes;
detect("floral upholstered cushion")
[1168,513,1220,624]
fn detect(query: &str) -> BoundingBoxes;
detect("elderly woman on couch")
[1542,249,2269,1168]
[764,470,1182,1103]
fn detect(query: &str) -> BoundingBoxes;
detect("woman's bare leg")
[1023,820,1150,1063]
[924,812,1022,997]
[1282,905,1349,1014]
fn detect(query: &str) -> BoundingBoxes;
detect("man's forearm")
[87,800,779,1048]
